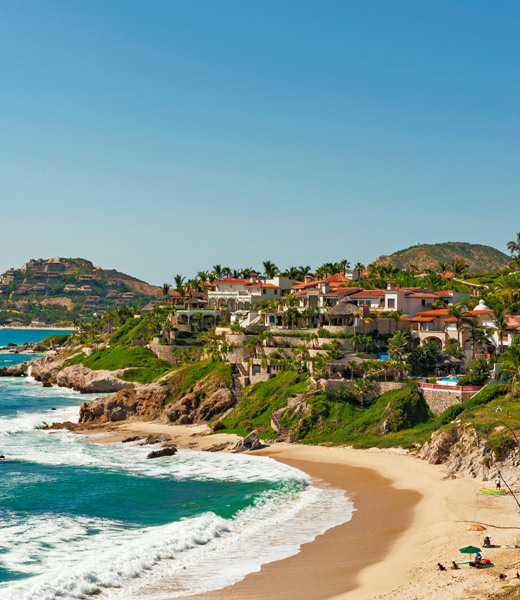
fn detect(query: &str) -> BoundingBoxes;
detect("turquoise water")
[0,329,74,347]
[0,352,353,600]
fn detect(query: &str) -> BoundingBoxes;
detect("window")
[421,299,426,306]
[263,289,266,295]
[387,298,395,308]
[274,289,278,295]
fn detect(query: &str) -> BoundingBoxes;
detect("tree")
[354,262,365,278]
[493,307,510,354]
[448,303,469,349]
[409,263,419,276]
[339,259,350,275]
[506,232,520,257]
[161,283,171,302]
[499,346,520,396]
[437,261,449,275]
[262,260,278,279]
[408,342,440,376]
[451,258,468,275]
[174,274,185,295]
[212,264,224,278]
[388,330,411,361]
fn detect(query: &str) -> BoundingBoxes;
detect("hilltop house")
[207,275,282,313]
[408,300,497,362]
[348,282,469,317]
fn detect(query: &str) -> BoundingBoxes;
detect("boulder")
[233,430,262,452]
[121,436,142,443]
[139,434,172,445]
[147,447,177,459]
[211,420,226,432]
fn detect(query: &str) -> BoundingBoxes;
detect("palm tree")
[298,265,312,277]
[387,330,411,361]
[339,259,350,275]
[409,264,419,277]
[174,274,185,294]
[493,307,510,354]
[448,303,469,349]
[161,283,171,302]
[506,232,520,256]
[437,261,449,275]
[212,264,224,278]
[283,293,298,308]
[451,258,468,276]
[354,262,365,278]
[262,260,278,279]
[499,346,520,396]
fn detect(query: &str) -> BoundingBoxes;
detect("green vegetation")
[38,333,72,347]
[485,432,517,461]
[458,357,490,386]
[221,372,311,438]
[162,359,233,406]
[65,346,171,384]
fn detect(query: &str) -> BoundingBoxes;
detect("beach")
[87,422,520,600]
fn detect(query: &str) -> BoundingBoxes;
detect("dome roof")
[473,299,490,312]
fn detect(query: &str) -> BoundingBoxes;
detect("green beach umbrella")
[459,546,481,560]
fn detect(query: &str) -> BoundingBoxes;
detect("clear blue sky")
[1,1,518,284]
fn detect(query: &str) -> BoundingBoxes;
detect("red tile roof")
[215,278,250,284]
[247,283,280,288]
[408,316,435,322]
[350,290,386,297]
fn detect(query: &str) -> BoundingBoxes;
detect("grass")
[221,371,312,438]
[64,346,172,384]
[161,359,233,407]
[38,333,72,347]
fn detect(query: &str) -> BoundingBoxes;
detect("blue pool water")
[0,352,353,600]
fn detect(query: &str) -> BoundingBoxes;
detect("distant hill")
[374,242,509,272]
[0,258,162,326]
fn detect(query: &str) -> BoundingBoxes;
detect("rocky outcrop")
[79,384,166,423]
[0,362,29,377]
[147,447,177,459]
[164,387,234,425]
[420,424,520,484]
[55,365,135,394]
[233,430,262,452]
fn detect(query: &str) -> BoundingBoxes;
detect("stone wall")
[148,342,175,365]
[418,383,482,415]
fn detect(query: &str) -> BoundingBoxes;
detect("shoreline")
[0,326,75,331]
[82,421,520,599]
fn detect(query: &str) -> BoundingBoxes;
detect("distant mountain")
[0,258,162,325]
[373,242,509,272]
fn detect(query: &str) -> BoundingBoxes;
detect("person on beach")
[437,563,446,571]
[451,561,459,570]
[483,536,491,547]
[496,475,501,489]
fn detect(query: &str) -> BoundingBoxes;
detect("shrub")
[485,432,516,461]
[458,357,489,386]
[383,382,432,432]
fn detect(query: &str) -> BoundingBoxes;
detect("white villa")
[207,275,293,313]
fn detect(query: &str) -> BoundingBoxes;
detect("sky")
[0,1,518,284]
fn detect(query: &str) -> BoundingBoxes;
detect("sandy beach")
[84,422,520,600]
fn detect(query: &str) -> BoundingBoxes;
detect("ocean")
[0,332,353,600]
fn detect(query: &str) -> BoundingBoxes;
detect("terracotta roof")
[350,290,385,298]
[247,283,280,288]
[416,309,449,316]
[405,292,439,299]
[326,273,350,283]
[408,316,435,322]
[215,278,250,284]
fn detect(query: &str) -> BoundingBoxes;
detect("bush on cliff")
[220,372,311,438]
[382,382,432,432]
[65,346,171,384]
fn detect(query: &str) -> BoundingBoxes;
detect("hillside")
[374,242,509,272]
[0,257,161,326]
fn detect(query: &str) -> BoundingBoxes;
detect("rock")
[0,455,5,460]
[177,415,193,425]
[42,421,79,431]
[147,447,177,459]
[419,428,459,464]
[121,436,142,443]
[0,362,29,377]
[233,430,262,452]
[204,442,231,452]
[139,434,172,445]
[211,420,226,432]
